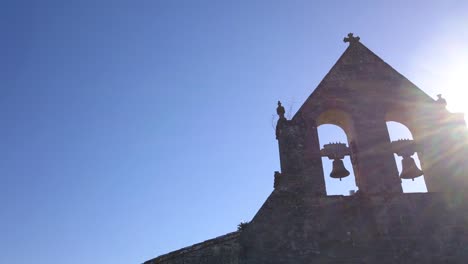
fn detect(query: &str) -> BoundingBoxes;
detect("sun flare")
[410,17,468,120]
[434,53,468,116]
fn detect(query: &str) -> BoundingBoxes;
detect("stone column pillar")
[276,116,326,196]
[352,112,402,194]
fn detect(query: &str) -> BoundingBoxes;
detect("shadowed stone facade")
[146,232,240,264]
[145,34,468,264]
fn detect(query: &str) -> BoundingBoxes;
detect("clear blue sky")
[2,1,467,263]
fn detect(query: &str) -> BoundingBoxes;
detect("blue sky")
[2,1,467,263]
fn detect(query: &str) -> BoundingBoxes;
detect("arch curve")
[315,108,355,141]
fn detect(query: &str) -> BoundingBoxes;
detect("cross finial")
[343,33,360,45]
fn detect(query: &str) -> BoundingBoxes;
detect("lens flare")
[410,17,468,120]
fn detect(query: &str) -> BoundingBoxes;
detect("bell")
[330,158,350,180]
[400,156,423,181]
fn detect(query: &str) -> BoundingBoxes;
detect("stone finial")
[276,101,285,119]
[436,94,447,108]
[343,33,360,45]
[274,171,281,189]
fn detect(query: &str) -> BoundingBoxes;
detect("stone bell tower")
[239,33,468,264]
[275,33,468,196]
[145,34,468,264]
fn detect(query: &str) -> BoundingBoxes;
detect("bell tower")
[146,33,468,264]
[275,33,468,196]
[238,33,468,264]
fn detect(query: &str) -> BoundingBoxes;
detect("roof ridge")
[143,231,240,263]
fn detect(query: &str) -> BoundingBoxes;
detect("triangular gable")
[294,40,435,120]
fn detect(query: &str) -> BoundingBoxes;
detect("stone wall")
[240,192,468,264]
[145,192,468,264]
[144,232,240,264]
[144,37,468,264]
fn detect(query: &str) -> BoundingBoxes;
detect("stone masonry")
[145,34,468,264]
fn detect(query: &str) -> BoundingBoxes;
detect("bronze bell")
[400,156,423,181]
[330,158,350,181]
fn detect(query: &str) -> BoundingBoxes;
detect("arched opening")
[317,124,358,196]
[386,121,427,193]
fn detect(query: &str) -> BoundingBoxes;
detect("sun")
[435,50,468,116]
[409,18,468,120]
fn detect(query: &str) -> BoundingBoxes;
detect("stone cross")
[343,33,360,45]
